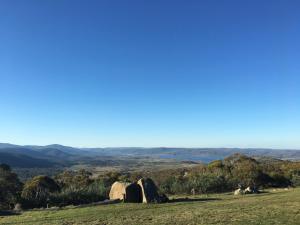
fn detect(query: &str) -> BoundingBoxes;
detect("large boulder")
[244,186,253,194]
[109,178,168,203]
[137,178,167,203]
[124,182,142,203]
[13,203,22,212]
[234,188,244,195]
[109,181,142,203]
[109,181,128,201]
[244,186,259,194]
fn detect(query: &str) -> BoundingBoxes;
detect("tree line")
[0,154,300,210]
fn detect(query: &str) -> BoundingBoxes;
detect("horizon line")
[1,142,300,151]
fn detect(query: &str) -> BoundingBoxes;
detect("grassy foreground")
[1,188,300,225]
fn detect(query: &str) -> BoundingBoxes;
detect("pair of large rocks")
[234,186,258,195]
[109,178,168,203]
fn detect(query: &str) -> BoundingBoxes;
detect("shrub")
[49,180,107,206]
[55,169,92,191]
[0,164,22,210]
[291,173,300,187]
[21,175,60,208]
[188,173,227,194]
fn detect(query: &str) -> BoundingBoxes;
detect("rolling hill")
[0,143,299,169]
[0,152,55,168]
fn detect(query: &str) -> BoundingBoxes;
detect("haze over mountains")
[0,143,300,168]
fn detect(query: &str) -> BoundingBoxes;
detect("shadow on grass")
[168,197,221,203]
[0,210,20,217]
[257,191,269,194]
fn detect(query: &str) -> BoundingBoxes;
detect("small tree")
[55,169,92,191]
[188,173,227,194]
[223,154,266,188]
[21,175,60,208]
[0,164,22,209]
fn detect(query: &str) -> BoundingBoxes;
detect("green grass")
[1,188,300,225]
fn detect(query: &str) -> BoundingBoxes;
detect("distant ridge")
[0,152,56,168]
[0,142,299,168]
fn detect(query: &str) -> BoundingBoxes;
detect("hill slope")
[1,188,299,225]
[0,152,56,168]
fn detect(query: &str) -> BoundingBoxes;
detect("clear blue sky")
[0,0,299,148]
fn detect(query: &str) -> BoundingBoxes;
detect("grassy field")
[1,188,300,225]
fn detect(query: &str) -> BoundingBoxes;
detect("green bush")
[159,176,190,194]
[188,174,227,194]
[50,184,106,206]
[0,164,22,210]
[21,175,60,208]
[291,175,300,186]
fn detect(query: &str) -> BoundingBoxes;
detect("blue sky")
[0,0,299,148]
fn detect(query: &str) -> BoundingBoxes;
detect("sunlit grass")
[1,188,299,225]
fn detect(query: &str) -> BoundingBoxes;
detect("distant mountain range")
[0,143,299,168]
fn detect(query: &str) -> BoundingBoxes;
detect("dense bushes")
[20,170,110,208]
[50,180,107,207]
[189,174,227,194]
[55,170,92,190]
[160,173,227,195]
[137,154,300,195]
[21,175,60,208]
[160,176,189,194]
[291,173,300,186]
